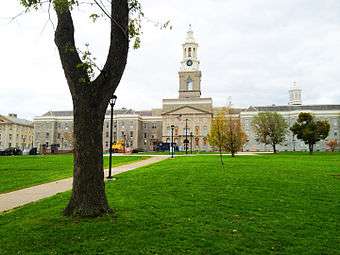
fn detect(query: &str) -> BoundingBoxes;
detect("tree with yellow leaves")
[208,108,247,166]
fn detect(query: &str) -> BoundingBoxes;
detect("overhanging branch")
[93,0,128,39]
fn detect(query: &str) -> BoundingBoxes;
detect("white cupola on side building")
[288,81,302,105]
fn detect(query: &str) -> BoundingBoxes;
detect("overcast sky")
[1,0,340,120]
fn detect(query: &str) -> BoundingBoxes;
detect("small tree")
[208,108,247,165]
[251,112,288,153]
[224,108,247,157]
[208,109,228,167]
[326,139,338,152]
[290,112,330,154]
[63,131,74,149]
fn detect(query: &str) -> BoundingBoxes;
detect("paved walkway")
[0,156,168,213]
[105,152,267,157]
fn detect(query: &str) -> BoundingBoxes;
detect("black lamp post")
[184,118,189,155]
[190,132,193,154]
[123,134,127,153]
[108,95,117,180]
[171,125,175,158]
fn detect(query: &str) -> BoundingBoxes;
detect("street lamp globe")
[110,95,117,107]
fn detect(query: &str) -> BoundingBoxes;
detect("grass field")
[0,154,148,194]
[0,153,339,254]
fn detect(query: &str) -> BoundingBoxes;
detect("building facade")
[33,109,163,152]
[0,113,34,150]
[161,26,213,151]
[241,104,340,152]
[32,27,340,152]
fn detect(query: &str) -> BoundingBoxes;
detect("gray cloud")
[0,0,339,119]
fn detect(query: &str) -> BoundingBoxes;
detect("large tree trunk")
[64,101,109,217]
[309,143,314,154]
[54,1,129,217]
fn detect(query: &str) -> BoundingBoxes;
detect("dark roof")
[245,104,340,112]
[0,115,33,126]
[135,110,153,116]
[42,111,73,117]
[42,108,141,117]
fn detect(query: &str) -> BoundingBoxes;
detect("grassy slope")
[0,155,148,194]
[0,153,339,254]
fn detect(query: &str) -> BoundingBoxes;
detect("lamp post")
[123,134,127,153]
[108,95,117,180]
[190,132,193,154]
[184,118,189,155]
[171,125,175,158]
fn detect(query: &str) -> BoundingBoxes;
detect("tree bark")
[272,143,277,153]
[219,146,224,169]
[309,143,314,154]
[54,1,129,217]
[64,102,109,216]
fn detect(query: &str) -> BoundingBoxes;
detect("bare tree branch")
[93,0,128,39]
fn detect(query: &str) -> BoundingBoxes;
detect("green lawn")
[0,154,148,194]
[0,153,339,254]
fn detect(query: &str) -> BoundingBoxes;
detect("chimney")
[8,113,17,118]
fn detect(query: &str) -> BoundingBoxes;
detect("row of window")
[143,123,158,129]
[144,133,156,139]
[105,131,134,139]
[166,137,208,146]
[1,133,32,141]
[104,122,159,131]
[0,142,30,148]
[166,126,208,136]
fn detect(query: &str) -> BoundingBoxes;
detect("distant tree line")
[208,109,333,158]
[251,112,331,154]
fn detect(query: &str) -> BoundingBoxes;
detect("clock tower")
[179,25,202,99]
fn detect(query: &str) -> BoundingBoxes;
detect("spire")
[180,24,200,72]
[185,24,196,44]
[289,81,302,105]
[292,81,298,89]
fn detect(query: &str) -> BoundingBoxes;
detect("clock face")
[186,60,193,66]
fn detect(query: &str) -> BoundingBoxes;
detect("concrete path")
[105,152,267,157]
[0,156,168,213]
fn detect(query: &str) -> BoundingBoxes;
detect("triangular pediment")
[162,105,211,116]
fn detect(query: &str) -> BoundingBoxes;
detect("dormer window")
[187,77,193,90]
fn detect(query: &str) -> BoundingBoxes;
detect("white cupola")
[288,81,302,105]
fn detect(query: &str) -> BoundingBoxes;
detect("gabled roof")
[162,105,212,115]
